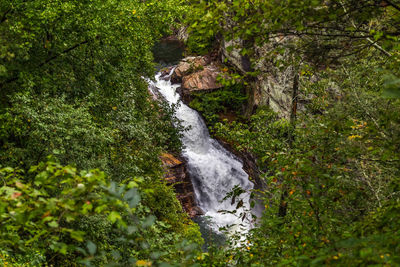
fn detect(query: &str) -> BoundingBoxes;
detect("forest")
[0,0,400,266]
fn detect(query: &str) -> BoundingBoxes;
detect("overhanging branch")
[39,40,89,67]
[1,40,90,89]
[384,0,400,12]
[1,8,12,23]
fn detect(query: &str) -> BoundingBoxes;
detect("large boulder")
[171,56,210,84]
[171,56,224,104]
[178,65,223,104]
[160,153,203,218]
[182,65,222,92]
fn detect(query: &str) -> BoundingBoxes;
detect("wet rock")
[214,139,264,190]
[148,83,165,102]
[160,66,174,80]
[213,138,266,218]
[160,153,204,218]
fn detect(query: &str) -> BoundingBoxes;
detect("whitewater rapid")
[150,70,254,233]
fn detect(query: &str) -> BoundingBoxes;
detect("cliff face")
[175,27,300,118]
[160,153,203,218]
[221,38,296,119]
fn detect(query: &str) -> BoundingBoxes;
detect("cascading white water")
[150,71,254,232]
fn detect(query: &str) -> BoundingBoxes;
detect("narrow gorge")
[2,1,400,265]
[150,66,255,235]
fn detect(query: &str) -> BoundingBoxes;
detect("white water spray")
[150,70,254,232]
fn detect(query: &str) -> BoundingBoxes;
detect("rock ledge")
[171,56,223,103]
[160,153,203,218]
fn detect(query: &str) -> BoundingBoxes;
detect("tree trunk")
[278,71,299,218]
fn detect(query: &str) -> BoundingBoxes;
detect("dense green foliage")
[0,160,203,266]
[208,58,400,265]
[0,0,185,177]
[0,0,203,265]
[2,0,400,266]
[183,0,400,266]
[189,82,247,126]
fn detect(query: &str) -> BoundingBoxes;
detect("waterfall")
[150,70,254,233]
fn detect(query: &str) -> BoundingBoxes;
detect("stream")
[151,39,255,245]
[149,70,254,238]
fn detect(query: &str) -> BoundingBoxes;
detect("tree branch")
[39,40,89,67]
[1,8,12,23]
[335,0,392,57]
[269,30,374,39]
[384,0,400,12]
[0,40,89,89]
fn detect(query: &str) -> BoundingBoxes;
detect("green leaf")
[124,188,141,208]
[142,215,156,228]
[383,75,400,98]
[108,211,121,223]
[70,230,85,242]
[86,241,97,255]
[111,250,121,260]
[48,221,59,228]
[127,225,138,234]
[383,87,400,98]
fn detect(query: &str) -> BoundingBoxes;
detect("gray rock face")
[174,24,296,118]
[221,39,253,73]
[221,38,297,118]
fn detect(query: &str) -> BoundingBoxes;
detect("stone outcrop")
[159,66,174,81]
[174,26,300,118]
[171,56,210,84]
[171,56,223,104]
[160,66,173,78]
[221,38,298,118]
[160,153,203,218]
[148,83,164,101]
[181,65,222,91]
